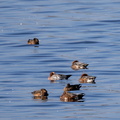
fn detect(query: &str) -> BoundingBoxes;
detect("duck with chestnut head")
[28,38,39,45]
[60,91,84,102]
[31,89,48,100]
[79,73,96,83]
[48,72,72,81]
[71,60,89,70]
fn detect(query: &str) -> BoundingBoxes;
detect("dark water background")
[1,0,120,119]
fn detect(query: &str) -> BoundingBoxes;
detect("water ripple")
[0,0,120,119]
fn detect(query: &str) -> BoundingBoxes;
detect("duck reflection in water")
[60,91,85,102]
[71,60,89,70]
[33,96,48,100]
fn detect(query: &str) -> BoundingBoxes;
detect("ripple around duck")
[95,70,120,75]
[100,20,120,23]
[26,54,53,58]
[13,102,61,108]
[0,42,19,47]
[42,59,71,63]
[12,44,33,47]
[5,31,38,36]
[67,40,101,44]
[0,96,11,99]
[33,11,59,14]
[0,80,23,83]
[82,23,106,27]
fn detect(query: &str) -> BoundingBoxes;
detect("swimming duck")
[79,73,96,83]
[71,60,89,70]
[31,89,48,97]
[27,38,39,45]
[48,72,72,80]
[64,83,81,91]
[60,91,84,102]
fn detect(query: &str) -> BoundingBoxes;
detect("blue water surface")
[0,0,120,120]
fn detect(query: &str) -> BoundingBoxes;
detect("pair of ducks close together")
[32,85,84,102]
[28,38,96,102]
[48,71,96,83]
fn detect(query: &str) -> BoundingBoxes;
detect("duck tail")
[65,75,72,79]
[78,93,85,99]
[79,84,82,88]
[84,64,89,69]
